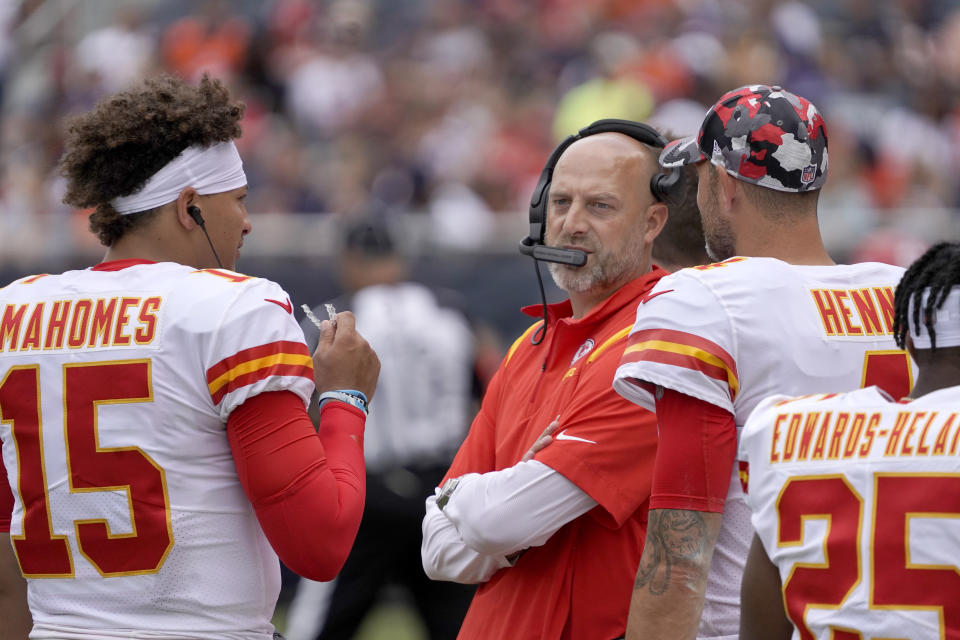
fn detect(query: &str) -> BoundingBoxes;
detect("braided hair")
[892,242,960,350]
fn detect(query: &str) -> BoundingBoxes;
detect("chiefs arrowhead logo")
[571,338,595,365]
[265,297,293,315]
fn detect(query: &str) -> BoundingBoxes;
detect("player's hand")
[521,419,562,462]
[312,311,380,401]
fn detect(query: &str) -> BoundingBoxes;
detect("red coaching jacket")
[442,268,666,640]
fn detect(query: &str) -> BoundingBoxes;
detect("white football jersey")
[0,261,315,639]
[740,386,960,639]
[612,256,911,639]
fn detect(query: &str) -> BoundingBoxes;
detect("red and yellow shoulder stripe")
[19,274,51,284]
[1,274,50,291]
[504,321,544,366]
[207,340,313,405]
[621,328,740,400]
[587,324,633,363]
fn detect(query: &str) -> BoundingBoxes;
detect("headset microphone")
[518,237,587,266]
[187,205,224,269]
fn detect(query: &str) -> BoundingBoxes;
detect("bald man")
[421,129,701,640]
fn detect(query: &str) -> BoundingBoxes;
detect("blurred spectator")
[426,179,497,250]
[284,0,384,139]
[161,0,252,81]
[552,31,655,140]
[289,216,478,640]
[851,227,930,267]
[242,116,328,215]
[413,0,492,80]
[648,97,709,138]
[74,5,154,94]
[0,1,16,105]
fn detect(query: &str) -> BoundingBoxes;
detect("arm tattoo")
[634,510,707,595]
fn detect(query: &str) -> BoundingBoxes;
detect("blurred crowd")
[2,0,960,266]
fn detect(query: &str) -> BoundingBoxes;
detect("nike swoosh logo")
[555,432,596,444]
[265,297,293,315]
[640,289,674,304]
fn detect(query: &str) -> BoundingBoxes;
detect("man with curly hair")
[0,75,380,639]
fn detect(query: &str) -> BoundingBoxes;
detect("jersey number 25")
[777,474,960,639]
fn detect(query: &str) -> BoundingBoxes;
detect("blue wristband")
[338,389,369,405]
[317,390,369,415]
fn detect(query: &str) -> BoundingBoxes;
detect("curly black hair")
[892,242,960,351]
[60,74,245,246]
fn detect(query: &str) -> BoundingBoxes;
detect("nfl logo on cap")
[801,164,816,184]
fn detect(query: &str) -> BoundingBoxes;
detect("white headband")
[111,141,247,215]
[909,287,960,349]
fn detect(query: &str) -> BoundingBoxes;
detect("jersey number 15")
[0,360,172,577]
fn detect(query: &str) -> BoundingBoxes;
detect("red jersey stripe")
[210,362,315,405]
[207,340,311,383]
[20,274,52,283]
[627,328,737,377]
[620,346,736,399]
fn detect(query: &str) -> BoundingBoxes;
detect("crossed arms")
[421,458,597,583]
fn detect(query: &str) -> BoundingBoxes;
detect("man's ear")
[175,187,200,230]
[643,201,669,245]
[715,164,738,211]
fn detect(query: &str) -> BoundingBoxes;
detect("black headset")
[519,118,681,266]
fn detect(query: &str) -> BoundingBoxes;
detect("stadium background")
[1,0,960,637]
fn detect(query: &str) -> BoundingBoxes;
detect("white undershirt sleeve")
[441,460,598,557]
[420,460,598,584]
[421,493,513,584]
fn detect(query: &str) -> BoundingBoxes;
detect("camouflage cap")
[659,84,828,193]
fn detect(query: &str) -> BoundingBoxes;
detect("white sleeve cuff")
[420,494,513,584]
[442,459,597,557]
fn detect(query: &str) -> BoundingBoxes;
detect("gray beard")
[545,219,648,294]
[547,261,605,293]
